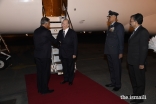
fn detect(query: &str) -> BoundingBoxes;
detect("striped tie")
[63,31,65,37]
[130,30,135,39]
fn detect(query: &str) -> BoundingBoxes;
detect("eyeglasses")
[130,21,135,23]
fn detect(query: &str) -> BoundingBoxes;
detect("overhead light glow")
[19,0,34,2]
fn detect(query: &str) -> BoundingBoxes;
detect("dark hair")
[131,13,143,24]
[40,17,50,25]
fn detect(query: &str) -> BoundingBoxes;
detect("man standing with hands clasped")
[128,13,149,104]
[57,19,78,85]
[104,10,124,91]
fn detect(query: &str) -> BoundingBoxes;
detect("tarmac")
[0,33,156,104]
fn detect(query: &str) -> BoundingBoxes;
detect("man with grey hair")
[34,17,59,94]
[57,19,78,85]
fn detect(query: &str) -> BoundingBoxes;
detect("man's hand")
[73,55,76,59]
[139,65,144,69]
[119,54,123,59]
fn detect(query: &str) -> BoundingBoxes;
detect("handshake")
[52,40,61,48]
[57,41,61,48]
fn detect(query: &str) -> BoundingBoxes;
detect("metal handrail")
[42,1,73,29]
[62,1,74,30]
[42,1,46,17]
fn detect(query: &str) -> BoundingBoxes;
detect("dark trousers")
[107,54,122,88]
[128,64,145,96]
[35,58,51,93]
[61,58,75,82]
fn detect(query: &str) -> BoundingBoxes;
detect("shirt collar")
[63,28,69,35]
[134,25,140,31]
[111,22,115,26]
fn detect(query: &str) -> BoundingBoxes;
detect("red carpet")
[25,71,128,104]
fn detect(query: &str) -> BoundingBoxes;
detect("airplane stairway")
[43,0,76,75]
[48,16,65,75]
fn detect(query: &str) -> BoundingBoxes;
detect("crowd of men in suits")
[33,10,149,104]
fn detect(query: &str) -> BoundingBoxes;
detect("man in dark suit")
[104,10,124,91]
[57,19,78,85]
[34,17,59,94]
[128,13,149,104]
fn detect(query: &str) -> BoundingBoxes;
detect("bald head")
[62,19,70,30]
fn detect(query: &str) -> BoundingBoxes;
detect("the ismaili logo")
[120,95,146,100]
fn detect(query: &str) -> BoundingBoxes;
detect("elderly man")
[57,19,78,85]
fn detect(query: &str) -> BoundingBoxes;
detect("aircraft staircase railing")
[0,35,11,70]
[41,0,77,75]
[62,1,74,30]
[42,1,46,17]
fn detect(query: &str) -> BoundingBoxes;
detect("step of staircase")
[51,62,63,75]
[55,62,62,70]
[57,70,63,75]
[52,34,57,39]
[53,54,61,62]
[52,48,59,54]
[50,23,62,28]
[50,28,62,33]
[47,16,61,22]
[49,16,65,74]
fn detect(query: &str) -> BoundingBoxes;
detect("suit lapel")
[61,29,70,38]
[65,28,70,38]
[129,26,142,41]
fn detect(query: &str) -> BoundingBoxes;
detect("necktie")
[63,31,65,37]
[130,30,135,39]
[109,25,113,29]
[110,25,113,27]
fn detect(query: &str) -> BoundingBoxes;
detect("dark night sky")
[1,31,155,46]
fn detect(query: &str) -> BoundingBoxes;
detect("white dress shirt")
[130,25,140,38]
[63,28,69,37]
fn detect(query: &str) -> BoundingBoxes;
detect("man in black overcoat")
[34,17,59,94]
[128,13,149,104]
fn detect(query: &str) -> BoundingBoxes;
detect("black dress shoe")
[69,82,73,85]
[112,87,121,91]
[61,80,68,84]
[41,89,54,94]
[130,99,137,103]
[135,99,144,104]
[105,84,115,87]
[130,99,144,104]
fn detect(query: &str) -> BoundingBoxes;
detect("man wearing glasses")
[128,13,149,104]
[104,10,124,91]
